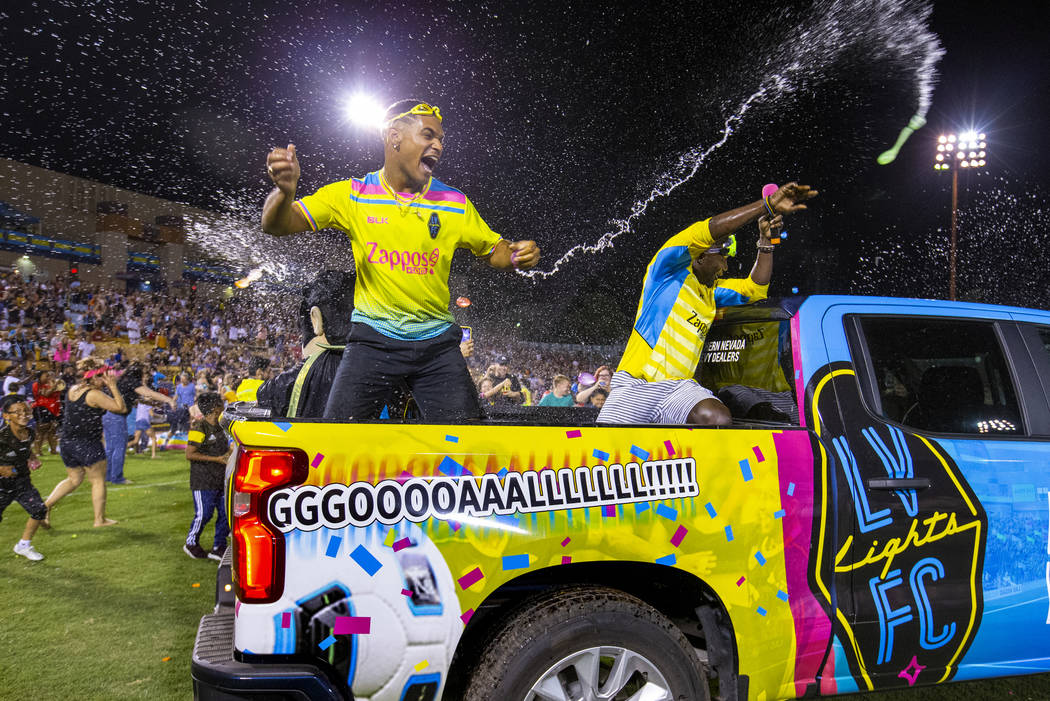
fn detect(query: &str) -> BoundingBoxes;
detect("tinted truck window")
[696,319,797,423]
[858,316,1022,434]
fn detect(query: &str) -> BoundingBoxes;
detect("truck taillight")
[232,449,307,604]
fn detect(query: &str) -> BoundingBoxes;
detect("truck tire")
[461,586,710,701]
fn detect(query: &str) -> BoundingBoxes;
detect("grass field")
[4,450,1050,700]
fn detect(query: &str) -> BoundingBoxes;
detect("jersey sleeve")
[713,277,769,307]
[187,420,207,448]
[668,218,716,259]
[294,181,355,233]
[456,197,503,256]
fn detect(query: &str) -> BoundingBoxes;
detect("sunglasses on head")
[705,234,737,258]
[389,102,442,124]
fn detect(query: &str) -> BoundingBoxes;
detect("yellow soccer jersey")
[617,219,768,382]
[294,170,502,340]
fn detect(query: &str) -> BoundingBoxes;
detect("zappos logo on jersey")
[365,242,440,276]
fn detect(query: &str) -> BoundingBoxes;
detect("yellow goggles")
[389,102,442,124]
[706,234,737,257]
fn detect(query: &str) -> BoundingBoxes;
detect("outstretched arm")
[748,215,781,285]
[262,144,312,236]
[709,182,817,242]
[486,239,540,270]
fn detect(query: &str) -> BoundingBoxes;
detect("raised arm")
[748,215,781,286]
[708,182,817,242]
[262,144,312,236]
[86,373,126,414]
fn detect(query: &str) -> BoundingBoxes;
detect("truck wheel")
[462,586,710,701]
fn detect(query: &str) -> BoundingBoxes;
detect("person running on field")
[598,183,817,427]
[31,369,64,456]
[183,392,232,561]
[0,396,47,560]
[262,99,540,422]
[44,357,126,527]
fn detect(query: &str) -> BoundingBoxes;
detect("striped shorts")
[596,371,718,425]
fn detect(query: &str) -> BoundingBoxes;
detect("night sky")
[3,0,1049,342]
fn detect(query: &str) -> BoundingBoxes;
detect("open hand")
[267,144,300,197]
[769,182,818,215]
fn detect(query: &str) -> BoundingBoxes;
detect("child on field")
[0,395,47,560]
[183,392,231,561]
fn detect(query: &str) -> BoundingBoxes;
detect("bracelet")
[763,196,776,218]
[757,245,775,253]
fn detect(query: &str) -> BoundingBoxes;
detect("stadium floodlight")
[343,94,387,130]
[934,129,991,301]
[938,135,948,143]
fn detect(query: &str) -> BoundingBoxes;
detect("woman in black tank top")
[44,358,126,528]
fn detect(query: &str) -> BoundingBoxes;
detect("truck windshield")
[696,319,797,423]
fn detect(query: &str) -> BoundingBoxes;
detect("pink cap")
[762,183,779,198]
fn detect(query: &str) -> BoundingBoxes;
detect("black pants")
[323,323,481,422]
[0,480,47,522]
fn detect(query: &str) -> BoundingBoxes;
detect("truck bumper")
[192,611,345,701]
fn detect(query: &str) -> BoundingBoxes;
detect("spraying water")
[525,0,945,279]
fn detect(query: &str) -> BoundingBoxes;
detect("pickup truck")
[192,294,1050,701]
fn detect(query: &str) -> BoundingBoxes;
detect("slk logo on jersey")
[428,212,441,239]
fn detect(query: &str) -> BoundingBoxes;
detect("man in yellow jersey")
[261,99,540,421]
[598,183,817,426]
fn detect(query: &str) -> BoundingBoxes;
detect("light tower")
[935,131,987,300]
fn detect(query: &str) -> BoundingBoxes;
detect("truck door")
[837,310,1050,690]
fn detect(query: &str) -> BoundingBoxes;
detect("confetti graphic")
[438,456,464,477]
[281,612,291,628]
[739,459,753,482]
[334,616,371,635]
[445,434,459,443]
[318,635,336,651]
[777,590,789,602]
[566,429,582,438]
[602,504,617,517]
[324,536,341,558]
[350,544,382,576]
[458,567,484,590]
[705,502,717,518]
[392,537,412,552]
[755,551,767,566]
[593,449,610,461]
[752,445,765,462]
[273,422,292,432]
[502,554,530,570]
[663,440,676,456]
[634,503,650,514]
[630,445,650,461]
[460,609,474,625]
[670,525,688,547]
[655,553,677,566]
[773,509,786,519]
[397,470,414,484]
[497,468,509,478]
[561,537,571,546]
[401,588,413,597]
[725,525,735,542]
[562,555,572,565]
[655,503,678,521]
[787,482,796,496]
[311,452,325,468]
[757,607,767,617]
[414,660,430,672]
[736,576,746,586]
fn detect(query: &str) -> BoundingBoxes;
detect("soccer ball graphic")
[275,528,463,701]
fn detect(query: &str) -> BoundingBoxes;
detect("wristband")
[757,245,775,253]
[763,196,776,219]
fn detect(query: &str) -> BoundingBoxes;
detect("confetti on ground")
[350,545,382,576]
[755,551,767,566]
[445,435,459,443]
[739,459,753,482]
[401,588,413,597]
[725,525,735,542]
[593,449,610,461]
[281,612,291,628]
[602,504,616,517]
[162,656,171,662]
[787,482,796,496]
[318,635,336,651]
[562,555,572,565]
[502,554,530,570]
[773,509,786,519]
[334,616,371,635]
[705,502,717,518]
[757,607,767,617]
[655,553,676,566]
[663,440,675,456]
[438,456,464,477]
[397,470,413,484]
[736,576,746,586]
[634,502,650,514]
[566,429,582,438]
[670,525,688,547]
[273,422,292,432]
[392,537,412,552]
[655,503,678,521]
[561,537,571,547]
[630,445,650,461]
[458,567,484,590]
[752,445,765,462]
[414,660,429,672]
[460,609,474,625]
[325,536,342,558]
[777,590,789,602]
[191,582,200,588]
